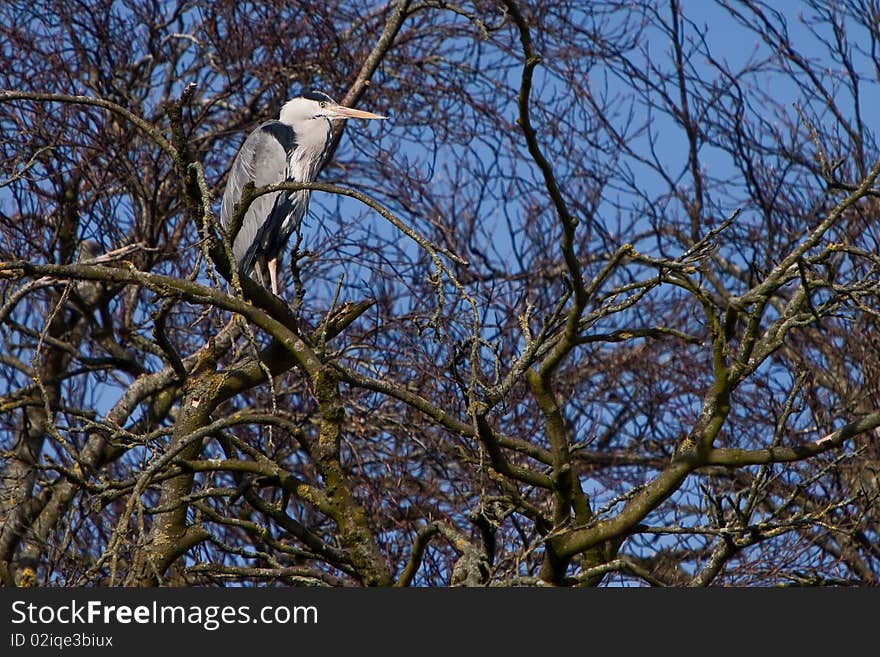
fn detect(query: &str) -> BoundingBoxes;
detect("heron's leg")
[268,257,279,295]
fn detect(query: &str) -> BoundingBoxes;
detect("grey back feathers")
[220,119,328,289]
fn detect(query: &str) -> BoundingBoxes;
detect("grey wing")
[220,122,291,275]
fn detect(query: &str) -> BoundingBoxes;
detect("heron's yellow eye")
[319,101,327,108]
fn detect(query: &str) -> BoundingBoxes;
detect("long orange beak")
[328,104,387,120]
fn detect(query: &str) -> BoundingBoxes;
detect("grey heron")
[220,90,386,294]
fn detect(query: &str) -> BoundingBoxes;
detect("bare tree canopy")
[1,0,879,587]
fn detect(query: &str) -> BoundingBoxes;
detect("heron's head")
[279,91,386,125]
